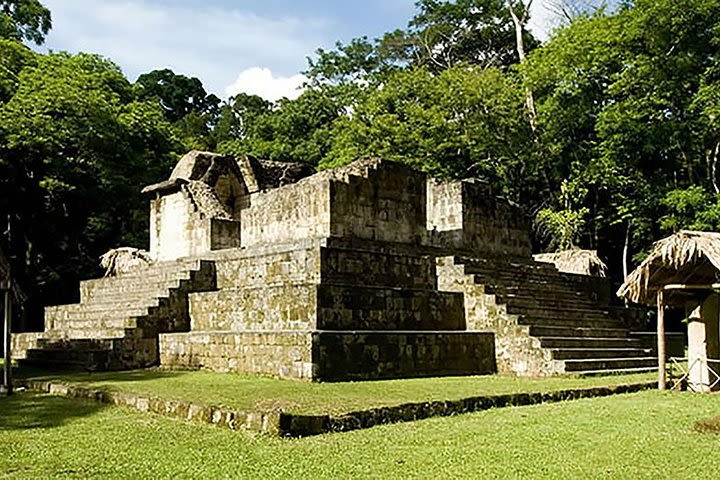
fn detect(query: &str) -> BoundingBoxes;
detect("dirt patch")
[694,415,720,434]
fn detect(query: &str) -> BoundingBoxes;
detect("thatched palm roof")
[534,249,608,277]
[617,230,720,305]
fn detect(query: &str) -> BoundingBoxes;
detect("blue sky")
[38,0,560,100]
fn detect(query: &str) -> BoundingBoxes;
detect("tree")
[135,69,220,150]
[0,38,35,102]
[0,0,51,45]
[305,37,395,86]
[381,0,538,71]
[136,69,220,123]
[324,65,534,200]
[212,93,272,146]
[544,0,613,24]
[660,186,720,233]
[218,86,345,166]
[507,0,537,130]
[524,0,720,275]
[535,180,589,251]
[0,52,180,310]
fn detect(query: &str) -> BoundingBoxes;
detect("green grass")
[1,390,719,478]
[17,368,654,415]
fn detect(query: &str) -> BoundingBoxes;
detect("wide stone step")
[507,304,613,320]
[462,261,600,285]
[49,297,163,313]
[47,318,139,331]
[629,331,686,356]
[26,347,109,361]
[19,356,108,371]
[538,336,646,349]
[572,366,658,376]
[47,305,150,319]
[81,281,180,299]
[517,315,626,330]
[40,328,133,341]
[461,255,595,275]
[528,324,630,338]
[82,265,194,282]
[80,291,171,307]
[81,259,205,285]
[35,337,117,350]
[472,272,606,295]
[82,270,191,290]
[477,277,603,299]
[563,357,657,372]
[79,291,172,305]
[551,347,652,360]
[483,284,600,305]
[497,294,601,311]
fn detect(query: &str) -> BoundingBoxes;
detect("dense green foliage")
[136,68,221,150]
[525,0,720,263]
[323,66,534,191]
[0,44,180,308]
[233,0,720,275]
[1,390,719,478]
[217,87,347,165]
[0,0,50,45]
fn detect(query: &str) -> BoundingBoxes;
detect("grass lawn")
[17,368,654,415]
[1,390,719,478]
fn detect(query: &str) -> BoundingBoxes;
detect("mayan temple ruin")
[11,151,664,380]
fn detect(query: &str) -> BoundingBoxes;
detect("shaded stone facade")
[13,151,664,379]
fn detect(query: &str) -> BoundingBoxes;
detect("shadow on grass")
[0,392,105,431]
[15,366,192,386]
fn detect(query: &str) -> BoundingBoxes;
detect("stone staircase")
[438,255,661,376]
[13,258,216,371]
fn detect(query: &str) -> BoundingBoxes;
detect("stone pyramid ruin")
[12,151,665,380]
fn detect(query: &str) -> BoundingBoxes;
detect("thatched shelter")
[100,247,153,277]
[618,230,720,392]
[534,249,608,277]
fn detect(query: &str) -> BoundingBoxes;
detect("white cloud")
[528,1,562,42]
[225,67,307,102]
[39,0,330,97]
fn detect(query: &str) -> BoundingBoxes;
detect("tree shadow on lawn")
[16,365,192,387]
[0,392,105,431]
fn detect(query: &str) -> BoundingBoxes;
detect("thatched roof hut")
[534,249,608,277]
[100,247,153,277]
[617,230,720,305]
[617,230,720,391]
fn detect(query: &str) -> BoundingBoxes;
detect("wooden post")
[657,290,666,390]
[2,289,11,395]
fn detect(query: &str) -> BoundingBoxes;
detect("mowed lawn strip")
[18,368,654,415]
[1,390,719,479]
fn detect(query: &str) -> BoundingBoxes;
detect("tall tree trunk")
[508,1,538,132]
[708,141,720,194]
[623,220,630,281]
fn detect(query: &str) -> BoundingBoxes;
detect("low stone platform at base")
[18,377,656,437]
[159,330,496,381]
[313,331,496,381]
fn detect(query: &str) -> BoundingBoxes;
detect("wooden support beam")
[2,289,11,395]
[657,290,666,390]
[662,283,720,291]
